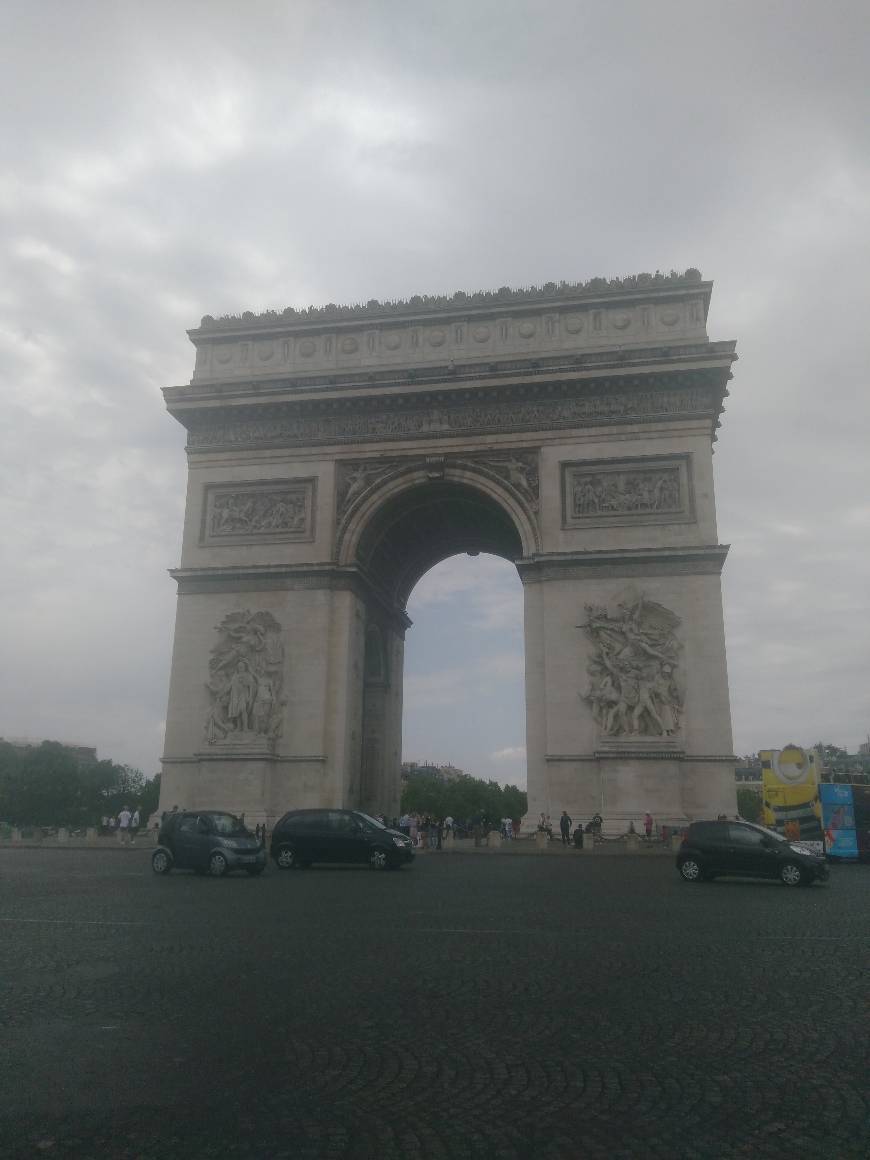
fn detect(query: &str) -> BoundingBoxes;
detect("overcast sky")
[1,1,868,786]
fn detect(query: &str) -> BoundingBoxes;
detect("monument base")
[523,747,735,836]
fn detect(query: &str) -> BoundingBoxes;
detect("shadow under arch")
[337,463,539,609]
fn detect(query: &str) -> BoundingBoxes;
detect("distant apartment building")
[401,761,466,783]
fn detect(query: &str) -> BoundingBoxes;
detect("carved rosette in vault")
[581,596,684,738]
[335,449,540,524]
[204,610,286,746]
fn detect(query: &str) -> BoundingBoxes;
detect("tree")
[0,742,147,827]
[736,786,762,823]
[401,773,527,825]
[139,773,161,819]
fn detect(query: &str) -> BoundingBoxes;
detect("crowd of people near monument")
[100,806,141,844]
[396,812,522,847]
[536,809,662,845]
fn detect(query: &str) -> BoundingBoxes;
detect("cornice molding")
[517,545,730,582]
[169,563,412,632]
[174,370,728,454]
[545,752,738,763]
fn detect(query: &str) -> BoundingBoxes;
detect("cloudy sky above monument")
[1,0,868,785]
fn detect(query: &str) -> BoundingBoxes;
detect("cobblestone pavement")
[0,850,867,1159]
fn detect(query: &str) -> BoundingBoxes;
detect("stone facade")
[159,271,738,828]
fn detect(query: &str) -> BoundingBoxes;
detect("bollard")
[86,827,98,844]
[626,833,640,852]
[534,830,549,851]
[582,831,595,853]
[670,833,684,853]
[11,828,22,844]
[486,830,502,848]
[58,828,69,843]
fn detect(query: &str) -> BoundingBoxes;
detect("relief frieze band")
[562,455,693,529]
[201,479,316,544]
[187,385,714,452]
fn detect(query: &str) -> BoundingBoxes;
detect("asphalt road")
[0,848,867,1159]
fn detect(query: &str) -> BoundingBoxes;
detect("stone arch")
[337,460,539,608]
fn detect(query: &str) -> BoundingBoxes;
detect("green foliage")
[401,773,527,823]
[0,742,147,827]
[139,773,161,819]
[736,786,762,823]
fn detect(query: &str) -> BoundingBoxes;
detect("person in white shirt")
[117,806,132,845]
[129,808,140,845]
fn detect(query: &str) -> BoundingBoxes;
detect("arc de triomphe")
[159,270,738,829]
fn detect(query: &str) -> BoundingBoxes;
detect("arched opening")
[403,552,527,805]
[354,480,525,609]
[351,478,530,817]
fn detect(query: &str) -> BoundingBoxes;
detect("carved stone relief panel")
[581,595,684,739]
[561,455,693,529]
[204,610,286,747]
[201,479,316,545]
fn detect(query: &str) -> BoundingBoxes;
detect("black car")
[152,810,266,877]
[270,809,415,871]
[676,820,828,887]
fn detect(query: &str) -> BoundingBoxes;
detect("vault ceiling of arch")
[355,482,523,609]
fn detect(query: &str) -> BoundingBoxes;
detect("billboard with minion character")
[760,745,823,853]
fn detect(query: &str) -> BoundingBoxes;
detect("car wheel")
[678,857,703,882]
[151,848,173,875]
[208,851,228,877]
[246,866,265,876]
[780,861,805,887]
[275,844,300,870]
[370,849,392,871]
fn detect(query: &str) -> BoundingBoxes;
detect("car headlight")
[392,837,406,848]
[789,843,811,855]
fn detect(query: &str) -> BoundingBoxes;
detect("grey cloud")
[1,1,868,779]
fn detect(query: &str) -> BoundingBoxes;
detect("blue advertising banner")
[820,783,858,860]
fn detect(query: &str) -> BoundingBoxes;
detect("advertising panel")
[851,784,870,859]
[760,745,823,853]
[820,783,858,861]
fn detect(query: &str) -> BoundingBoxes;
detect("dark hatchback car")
[152,810,266,877]
[271,809,414,871]
[677,820,828,887]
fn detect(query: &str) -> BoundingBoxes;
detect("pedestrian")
[428,816,440,850]
[129,807,140,846]
[559,810,572,845]
[644,811,653,840]
[591,812,603,839]
[444,814,453,839]
[409,814,418,846]
[117,805,131,845]
[512,818,520,840]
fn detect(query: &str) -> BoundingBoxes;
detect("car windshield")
[209,813,247,836]
[355,811,386,830]
[751,824,788,843]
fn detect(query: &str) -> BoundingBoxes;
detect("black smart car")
[270,809,415,871]
[676,820,828,887]
[152,810,266,877]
